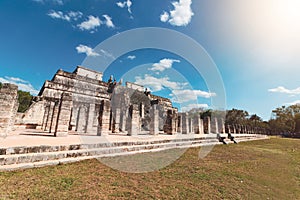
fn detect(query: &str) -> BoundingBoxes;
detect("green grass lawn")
[0,138,299,199]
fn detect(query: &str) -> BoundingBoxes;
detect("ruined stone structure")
[0,67,271,171]
[0,66,264,138]
[0,84,19,136]
[13,66,180,137]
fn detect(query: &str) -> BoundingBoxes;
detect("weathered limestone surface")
[54,93,72,137]
[181,113,189,134]
[15,99,45,129]
[112,108,120,133]
[211,117,219,134]
[0,84,19,136]
[150,105,159,135]
[206,117,211,134]
[98,100,111,136]
[128,104,140,136]
[164,109,177,135]
[177,115,182,134]
[189,118,194,134]
[193,116,202,134]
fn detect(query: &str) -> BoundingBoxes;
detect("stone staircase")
[0,134,268,171]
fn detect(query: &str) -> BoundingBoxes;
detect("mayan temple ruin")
[0,66,268,138]
[1,66,178,137]
[0,66,268,171]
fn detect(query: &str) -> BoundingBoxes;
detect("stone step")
[0,138,221,166]
[223,139,235,145]
[0,135,268,171]
[234,137,267,143]
[0,144,208,171]
[0,136,219,156]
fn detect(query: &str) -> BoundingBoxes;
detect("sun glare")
[273,0,300,26]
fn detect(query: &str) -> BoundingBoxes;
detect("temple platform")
[0,129,268,171]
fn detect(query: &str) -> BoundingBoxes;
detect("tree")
[248,114,262,127]
[294,113,300,133]
[249,114,262,122]
[200,109,212,119]
[17,90,33,113]
[0,82,2,89]
[269,104,300,134]
[225,109,249,125]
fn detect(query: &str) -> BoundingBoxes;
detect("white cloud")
[134,74,216,104]
[149,58,180,72]
[116,2,126,8]
[171,89,216,103]
[33,0,63,5]
[0,76,39,95]
[48,10,70,21]
[160,11,169,22]
[99,49,115,60]
[67,11,83,21]
[48,12,113,31]
[102,15,115,28]
[161,0,194,26]
[77,15,101,31]
[76,44,100,57]
[127,55,136,60]
[135,75,182,92]
[268,86,300,95]
[48,10,83,21]
[181,103,209,112]
[116,0,132,14]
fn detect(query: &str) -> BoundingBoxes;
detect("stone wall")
[0,84,19,136]
[126,82,144,92]
[18,100,45,127]
[74,66,103,81]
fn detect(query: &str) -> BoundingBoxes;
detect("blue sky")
[0,0,300,120]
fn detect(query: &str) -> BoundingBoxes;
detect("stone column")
[150,104,159,135]
[194,116,201,134]
[181,113,189,134]
[140,103,144,118]
[221,118,225,133]
[236,125,240,133]
[86,103,96,134]
[128,104,140,136]
[97,100,111,136]
[54,93,72,137]
[44,101,54,132]
[172,112,177,134]
[214,117,219,133]
[206,116,211,134]
[164,110,172,134]
[189,118,194,134]
[227,125,231,134]
[120,109,127,132]
[50,101,60,133]
[113,107,120,133]
[0,84,18,137]
[42,102,50,131]
[199,119,204,134]
[177,114,182,134]
[69,104,78,131]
